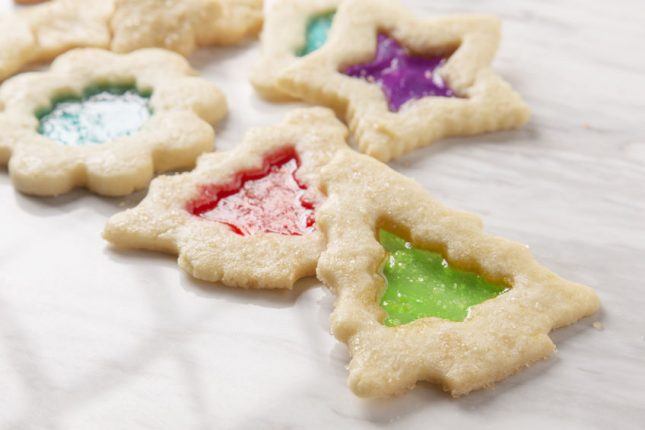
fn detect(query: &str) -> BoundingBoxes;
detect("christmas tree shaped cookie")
[251,0,341,101]
[0,48,227,196]
[278,0,530,161]
[316,150,600,397]
[104,108,349,289]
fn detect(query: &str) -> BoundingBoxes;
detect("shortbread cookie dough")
[278,0,530,162]
[19,0,114,59]
[251,0,341,101]
[0,15,36,81]
[110,0,222,56]
[0,48,227,196]
[111,0,263,55]
[207,0,264,45]
[0,0,263,82]
[104,108,349,289]
[316,150,600,398]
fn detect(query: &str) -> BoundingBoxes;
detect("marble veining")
[0,0,644,429]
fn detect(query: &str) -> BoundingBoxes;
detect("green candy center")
[37,84,151,146]
[297,11,335,57]
[378,230,508,326]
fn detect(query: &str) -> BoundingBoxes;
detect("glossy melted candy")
[297,11,335,57]
[187,147,317,236]
[344,33,456,112]
[379,230,507,326]
[38,84,151,146]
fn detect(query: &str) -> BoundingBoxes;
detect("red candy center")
[187,147,317,236]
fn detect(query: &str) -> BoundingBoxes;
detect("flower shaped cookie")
[251,0,341,101]
[278,0,531,161]
[0,48,227,196]
[316,150,600,397]
[104,108,349,289]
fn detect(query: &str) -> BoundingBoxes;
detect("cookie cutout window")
[344,33,457,112]
[297,11,336,57]
[37,84,152,146]
[378,229,507,326]
[188,147,316,236]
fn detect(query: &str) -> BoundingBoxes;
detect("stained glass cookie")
[104,108,349,289]
[251,0,340,101]
[316,150,600,397]
[278,0,530,161]
[0,48,227,196]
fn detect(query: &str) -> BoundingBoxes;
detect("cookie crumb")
[592,321,604,330]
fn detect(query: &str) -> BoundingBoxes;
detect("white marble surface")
[1,0,644,428]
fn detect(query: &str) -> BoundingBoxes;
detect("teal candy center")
[297,11,335,57]
[37,84,152,146]
[378,230,508,326]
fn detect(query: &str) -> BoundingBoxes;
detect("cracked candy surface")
[188,147,316,236]
[104,108,350,289]
[278,0,530,161]
[344,33,455,112]
[37,85,151,147]
[0,48,227,197]
[316,150,599,398]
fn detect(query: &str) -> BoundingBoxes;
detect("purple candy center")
[344,33,456,112]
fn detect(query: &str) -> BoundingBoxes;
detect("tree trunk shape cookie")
[104,108,350,289]
[0,48,227,196]
[277,0,530,162]
[315,150,600,398]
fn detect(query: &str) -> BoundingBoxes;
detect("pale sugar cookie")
[104,108,349,289]
[251,0,341,101]
[316,150,600,398]
[0,48,227,196]
[278,0,530,162]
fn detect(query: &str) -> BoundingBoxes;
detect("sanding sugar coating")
[37,85,151,146]
[343,33,455,112]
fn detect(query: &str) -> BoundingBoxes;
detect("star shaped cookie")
[278,0,530,161]
[316,150,600,397]
[104,108,350,289]
[0,48,227,196]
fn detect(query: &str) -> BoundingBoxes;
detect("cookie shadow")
[12,186,147,218]
[181,272,322,310]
